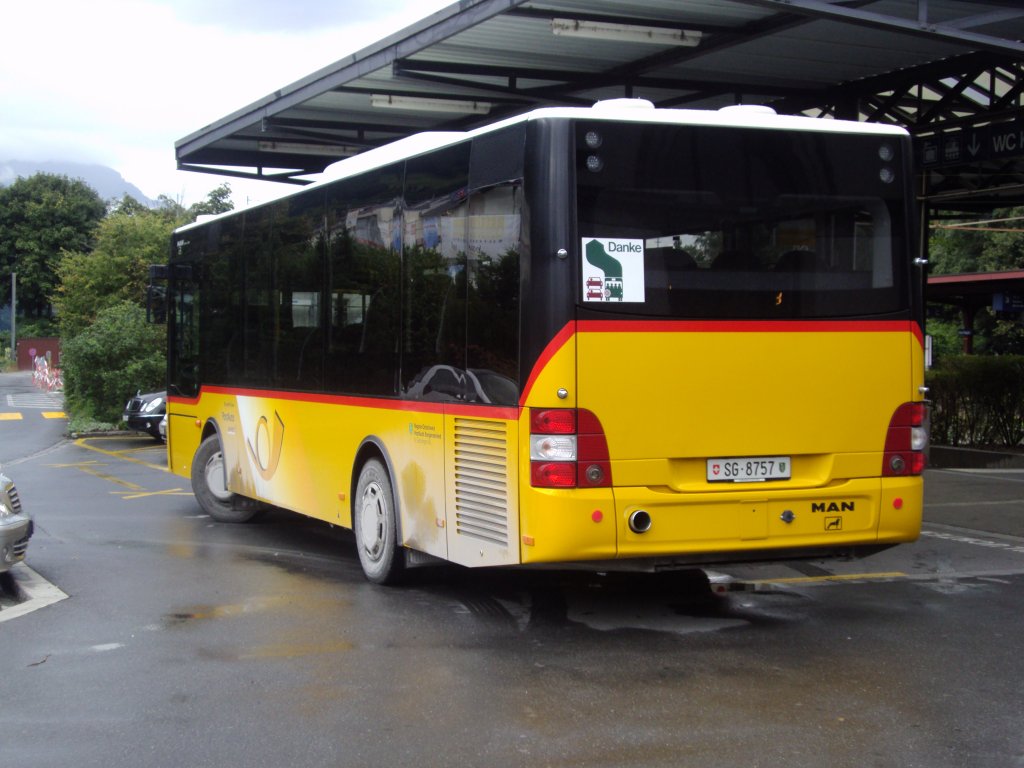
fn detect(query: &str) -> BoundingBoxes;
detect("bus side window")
[325,166,403,396]
[465,183,521,404]
[273,189,325,390]
[402,143,471,400]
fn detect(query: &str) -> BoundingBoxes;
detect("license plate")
[706,456,791,483]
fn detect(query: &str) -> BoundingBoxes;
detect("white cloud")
[0,0,452,205]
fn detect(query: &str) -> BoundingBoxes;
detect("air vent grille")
[452,418,509,546]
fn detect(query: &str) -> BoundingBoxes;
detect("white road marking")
[0,564,68,623]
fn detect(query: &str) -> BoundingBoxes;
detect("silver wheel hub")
[204,452,232,501]
[358,481,386,561]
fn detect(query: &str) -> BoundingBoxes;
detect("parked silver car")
[0,469,32,572]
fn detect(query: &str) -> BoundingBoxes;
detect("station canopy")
[175,0,1024,180]
[176,0,1024,210]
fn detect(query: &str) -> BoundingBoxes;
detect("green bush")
[61,301,165,423]
[926,355,1024,447]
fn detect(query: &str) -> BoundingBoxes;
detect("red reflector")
[531,409,576,434]
[531,461,577,487]
[884,430,910,452]
[577,433,610,461]
[891,402,925,427]
[910,452,927,474]
[577,409,603,434]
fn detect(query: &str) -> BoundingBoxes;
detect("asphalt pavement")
[2,368,1023,768]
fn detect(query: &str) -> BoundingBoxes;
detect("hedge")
[926,355,1024,447]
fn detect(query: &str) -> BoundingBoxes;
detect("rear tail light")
[883,402,928,476]
[530,408,612,488]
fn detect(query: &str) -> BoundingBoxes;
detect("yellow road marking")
[112,489,192,500]
[54,437,177,499]
[0,413,23,421]
[75,436,169,472]
[75,466,146,491]
[41,411,66,419]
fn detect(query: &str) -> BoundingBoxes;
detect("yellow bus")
[163,100,927,583]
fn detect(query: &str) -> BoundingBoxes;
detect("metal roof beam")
[504,6,731,35]
[772,50,1024,122]
[392,59,817,102]
[391,67,592,106]
[729,0,1024,57]
[943,8,1024,32]
[177,163,316,185]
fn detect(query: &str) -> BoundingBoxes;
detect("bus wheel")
[190,435,257,523]
[354,458,405,584]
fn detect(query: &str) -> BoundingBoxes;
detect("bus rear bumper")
[518,476,921,565]
[614,476,921,559]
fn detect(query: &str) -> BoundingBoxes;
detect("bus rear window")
[575,123,909,319]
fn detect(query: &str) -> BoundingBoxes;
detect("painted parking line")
[54,438,186,500]
[75,436,169,472]
[0,413,24,420]
[41,412,67,419]
[921,527,1024,555]
[0,564,68,623]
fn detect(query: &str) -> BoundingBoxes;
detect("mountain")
[0,160,157,207]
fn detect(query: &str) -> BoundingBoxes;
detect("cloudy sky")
[1,0,453,206]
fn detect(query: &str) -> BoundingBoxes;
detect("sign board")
[918,120,1024,168]
[993,292,1024,313]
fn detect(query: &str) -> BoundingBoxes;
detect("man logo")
[812,501,855,513]
[825,517,843,531]
[247,411,285,481]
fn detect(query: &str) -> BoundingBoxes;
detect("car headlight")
[143,397,164,413]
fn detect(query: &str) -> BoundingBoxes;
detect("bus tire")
[191,434,257,523]
[353,458,405,585]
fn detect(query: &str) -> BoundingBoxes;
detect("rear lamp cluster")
[883,402,928,476]
[530,408,612,488]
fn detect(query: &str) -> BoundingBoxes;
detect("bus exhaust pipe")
[628,509,652,534]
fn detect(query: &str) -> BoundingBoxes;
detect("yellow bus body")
[168,319,923,569]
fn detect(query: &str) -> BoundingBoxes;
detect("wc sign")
[581,237,646,303]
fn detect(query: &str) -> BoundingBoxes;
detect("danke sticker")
[581,238,645,302]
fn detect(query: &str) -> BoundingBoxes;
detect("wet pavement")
[1,370,1022,767]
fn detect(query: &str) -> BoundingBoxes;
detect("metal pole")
[10,272,15,367]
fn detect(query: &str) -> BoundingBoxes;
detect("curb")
[929,445,1024,470]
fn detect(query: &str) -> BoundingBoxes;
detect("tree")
[155,183,235,225]
[61,301,165,423]
[187,183,234,219]
[930,206,1024,275]
[53,204,174,338]
[927,206,1024,357]
[0,174,106,317]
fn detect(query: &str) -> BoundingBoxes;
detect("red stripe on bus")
[169,387,519,421]
[518,321,577,405]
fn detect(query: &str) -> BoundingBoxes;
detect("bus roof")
[175,100,907,233]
